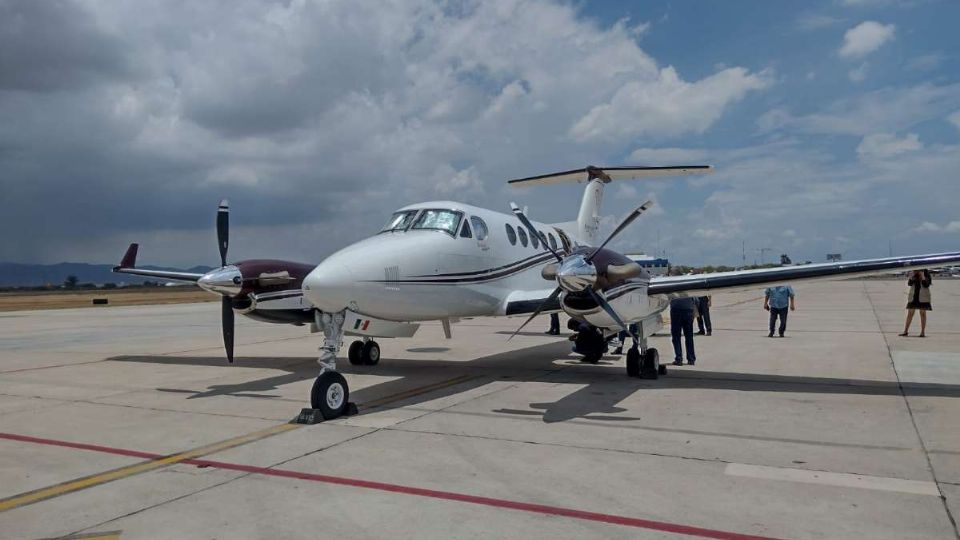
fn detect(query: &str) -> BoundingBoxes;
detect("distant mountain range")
[0,262,214,287]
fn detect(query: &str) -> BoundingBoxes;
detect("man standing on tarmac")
[695,296,712,335]
[670,297,697,366]
[764,285,796,337]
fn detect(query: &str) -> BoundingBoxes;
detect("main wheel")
[310,371,350,420]
[625,347,641,377]
[347,341,364,365]
[640,348,660,379]
[361,340,380,366]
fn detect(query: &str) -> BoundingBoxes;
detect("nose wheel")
[347,339,380,365]
[310,371,350,420]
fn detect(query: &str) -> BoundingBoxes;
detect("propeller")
[507,200,652,341]
[507,287,561,340]
[217,200,229,267]
[585,200,652,263]
[222,296,235,363]
[217,199,233,362]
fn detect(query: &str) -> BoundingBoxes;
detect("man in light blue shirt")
[764,285,796,337]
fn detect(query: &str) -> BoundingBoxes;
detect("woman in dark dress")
[899,269,932,337]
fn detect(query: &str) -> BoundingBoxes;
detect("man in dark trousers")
[764,285,795,337]
[544,313,560,335]
[695,296,712,335]
[670,297,697,365]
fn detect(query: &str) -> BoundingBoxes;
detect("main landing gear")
[624,336,667,380]
[347,338,380,366]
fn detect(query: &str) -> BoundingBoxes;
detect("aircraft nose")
[303,260,354,312]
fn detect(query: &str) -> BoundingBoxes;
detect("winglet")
[116,243,138,270]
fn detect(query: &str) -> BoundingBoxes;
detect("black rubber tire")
[640,348,660,379]
[626,348,641,377]
[310,371,349,420]
[658,364,668,376]
[361,340,380,366]
[347,341,364,365]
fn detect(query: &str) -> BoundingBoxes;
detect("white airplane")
[296,165,960,420]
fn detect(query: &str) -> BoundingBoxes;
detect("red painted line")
[0,432,783,540]
[0,432,160,460]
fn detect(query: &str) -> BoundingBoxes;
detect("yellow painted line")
[0,423,299,513]
[361,374,482,409]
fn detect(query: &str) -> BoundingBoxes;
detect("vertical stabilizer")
[577,180,605,244]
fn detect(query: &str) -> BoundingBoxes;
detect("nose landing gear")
[296,310,357,423]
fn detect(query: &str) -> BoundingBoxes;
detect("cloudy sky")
[2,0,958,268]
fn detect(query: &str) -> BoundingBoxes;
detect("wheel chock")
[291,402,358,424]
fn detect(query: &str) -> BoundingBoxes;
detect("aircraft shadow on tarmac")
[107,340,960,424]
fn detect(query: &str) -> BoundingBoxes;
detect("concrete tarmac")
[1,280,958,539]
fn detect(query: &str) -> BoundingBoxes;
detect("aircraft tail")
[508,165,712,245]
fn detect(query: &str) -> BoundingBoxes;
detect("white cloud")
[569,66,772,142]
[948,111,960,131]
[797,14,843,31]
[906,53,944,72]
[911,221,960,234]
[856,133,922,161]
[628,147,710,163]
[848,63,869,82]
[756,83,960,136]
[839,21,895,59]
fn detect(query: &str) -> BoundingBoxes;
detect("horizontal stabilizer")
[508,165,712,187]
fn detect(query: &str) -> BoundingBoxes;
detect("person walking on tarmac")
[544,313,561,335]
[764,285,795,337]
[695,296,712,335]
[670,297,697,365]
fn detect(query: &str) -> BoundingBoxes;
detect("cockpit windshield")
[411,209,462,235]
[380,210,419,232]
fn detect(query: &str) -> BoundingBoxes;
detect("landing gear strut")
[309,310,351,420]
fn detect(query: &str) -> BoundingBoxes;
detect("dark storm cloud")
[0,0,772,266]
[0,0,134,92]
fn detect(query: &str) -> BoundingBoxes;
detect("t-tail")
[507,165,712,244]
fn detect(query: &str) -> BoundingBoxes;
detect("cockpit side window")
[460,220,472,238]
[470,216,488,241]
[517,226,528,247]
[380,210,419,233]
[411,209,463,236]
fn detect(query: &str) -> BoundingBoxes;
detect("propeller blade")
[585,200,653,263]
[586,287,630,335]
[507,287,562,341]
[510,203,563,262]
[221,296,235,363]
[217,199,229,267]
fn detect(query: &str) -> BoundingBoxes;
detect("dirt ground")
[0,288,215,311]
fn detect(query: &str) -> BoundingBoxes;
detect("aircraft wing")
[647,251,960,297]
[112,243,204,282]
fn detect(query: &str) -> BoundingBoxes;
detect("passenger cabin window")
[411,209,462,236]
[459,220,472,238]
[380,210,419,232]
[517,226,528,247]
[548,233,557,251]
[505,224,517,245]
[530,228,539,249]
[470,216,488,241]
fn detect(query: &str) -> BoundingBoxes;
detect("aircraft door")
[470,216,490,251]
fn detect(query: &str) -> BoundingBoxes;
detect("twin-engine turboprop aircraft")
[116,166,960,421]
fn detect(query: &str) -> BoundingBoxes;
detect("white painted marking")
[725,463,940,496]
